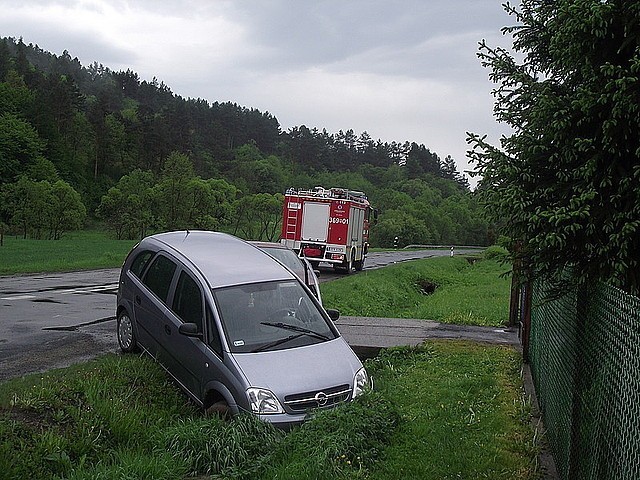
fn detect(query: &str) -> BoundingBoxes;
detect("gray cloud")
[224,0,508,75]
[0,0,515,186]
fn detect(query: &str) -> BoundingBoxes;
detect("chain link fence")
[527,279,640,479]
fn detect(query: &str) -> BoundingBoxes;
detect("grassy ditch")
[0,230,137,275]
[321,255,511,326]
[0,343,537,479]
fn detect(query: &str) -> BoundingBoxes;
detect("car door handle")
[164,325,171,335]
[135,295,141,305]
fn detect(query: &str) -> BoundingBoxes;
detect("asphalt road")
[0,248,484,381]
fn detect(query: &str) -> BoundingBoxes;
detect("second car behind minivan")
[116,230,369,428]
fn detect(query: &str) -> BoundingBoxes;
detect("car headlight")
[352,367,370,399]
[246,387,284,414]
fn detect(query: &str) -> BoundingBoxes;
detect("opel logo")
[314,391,328,406]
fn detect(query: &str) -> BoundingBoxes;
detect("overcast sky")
[0,1,516,186]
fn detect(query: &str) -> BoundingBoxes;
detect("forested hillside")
[0,37,490,246]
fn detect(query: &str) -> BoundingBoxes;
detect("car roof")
[143,231,295,288]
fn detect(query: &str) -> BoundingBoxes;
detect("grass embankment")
[322,254,512,326]
[0,230,136,275]
[0,251,536,478]
[0,343,537,479]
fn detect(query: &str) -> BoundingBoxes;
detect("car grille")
[284,384,352,412]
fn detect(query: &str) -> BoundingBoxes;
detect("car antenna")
[184,230,190,240]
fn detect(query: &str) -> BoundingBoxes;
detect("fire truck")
[280,187,376,273]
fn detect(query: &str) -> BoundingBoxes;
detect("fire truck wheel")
[355,256,365,271]
[343,252,355,275]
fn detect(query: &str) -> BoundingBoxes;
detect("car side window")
[129,250,154,278]
[142,255,177,303]
[172,271,203,331]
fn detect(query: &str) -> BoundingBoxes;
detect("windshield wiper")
[251,333,305,353]
[260,321,330,341]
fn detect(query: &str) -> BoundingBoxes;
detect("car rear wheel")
[117,310,138,353]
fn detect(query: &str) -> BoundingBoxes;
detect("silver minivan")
[116,230,369,428]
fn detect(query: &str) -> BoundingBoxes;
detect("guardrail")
[402,244,486,250]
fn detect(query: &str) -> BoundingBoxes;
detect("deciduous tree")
[48,180,86,239]
[96,169,155,239]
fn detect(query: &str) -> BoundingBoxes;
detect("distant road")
[0,248,482,381]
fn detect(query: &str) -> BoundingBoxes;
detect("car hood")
[232,338,362,395]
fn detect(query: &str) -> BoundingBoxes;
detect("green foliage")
[95,161,239,239]
[0,36,489,249]
[371,209,434,247]
[483,245,509,262]
[321,256,511,326]
[96,169,155,240]
[0,112,46,184]
[0,354,194,479]
[261,391,400,479]
[48,180,87,239]
[1,176,86,239]
[0,70,34,114]
[468,1,640,293]
[232,192,283,241]
[157,414,283,477]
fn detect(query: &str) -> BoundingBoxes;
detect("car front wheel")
[117,310,138,353]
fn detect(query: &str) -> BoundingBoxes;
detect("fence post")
[508,242,523,328]
[521,280,532,363]
[567,283,589,479]
[508,262,521,328]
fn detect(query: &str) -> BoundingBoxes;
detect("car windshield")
[213,280,336,353]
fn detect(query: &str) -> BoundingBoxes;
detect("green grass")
[0,230,137,275]
[321,256,512,326]
[367,342,538,480]
[0,344,538,479]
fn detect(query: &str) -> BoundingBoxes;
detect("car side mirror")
[326,309,340,322]
[178,322,202,339]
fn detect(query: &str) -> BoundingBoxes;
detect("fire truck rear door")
[349,207,364,243]
[301,202,330,242]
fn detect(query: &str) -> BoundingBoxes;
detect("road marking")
[57,284,118,295]
[0,294,36,300]
[0,284,118,300]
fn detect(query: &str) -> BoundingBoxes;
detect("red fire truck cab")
[280,187,375,273]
